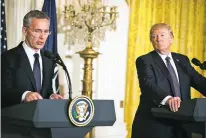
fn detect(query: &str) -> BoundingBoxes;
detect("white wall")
[5,0,129,137]
[5,0,37,48]
[93,1,129,137]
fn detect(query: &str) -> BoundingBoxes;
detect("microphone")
[44,51,72,100]
[202,61,206,70]
[44,51,56,59]
[191,58,206,70]
[191,58,201,66]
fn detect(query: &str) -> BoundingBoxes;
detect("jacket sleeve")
[1,53,24,108]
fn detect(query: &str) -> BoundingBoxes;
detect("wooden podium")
[2,99,116,138]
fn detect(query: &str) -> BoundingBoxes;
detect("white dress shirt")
[21,41,43,101]
[157,52,180,105]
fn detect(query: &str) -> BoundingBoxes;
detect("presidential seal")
[68,95,95,127]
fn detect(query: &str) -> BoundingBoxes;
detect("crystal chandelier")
[61,0,118,48]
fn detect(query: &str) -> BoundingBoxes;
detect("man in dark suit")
[131,23,206,138]
[1,10,63,108]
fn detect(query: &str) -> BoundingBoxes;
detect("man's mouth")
[37,42,44,45]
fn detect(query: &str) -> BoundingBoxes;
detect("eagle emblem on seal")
[68,96,94,126]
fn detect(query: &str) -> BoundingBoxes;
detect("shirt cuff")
[160,95,172,105]
[22,91,31,102]
[49,93,55,99]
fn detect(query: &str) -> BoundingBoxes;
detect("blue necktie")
[165,56,181,98]
[33,53,41,92]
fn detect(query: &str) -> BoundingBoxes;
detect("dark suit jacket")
[132,50,206,138]
[1,42,55,108]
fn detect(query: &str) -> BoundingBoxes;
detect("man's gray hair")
[23,10,50,27]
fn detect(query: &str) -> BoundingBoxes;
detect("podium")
[151,98,206,138]
[2,99,116,138]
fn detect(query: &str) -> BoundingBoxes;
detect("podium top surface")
[151,98,206,122]
[2,99,116,128]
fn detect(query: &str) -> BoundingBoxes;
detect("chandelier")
[61,0,118,48]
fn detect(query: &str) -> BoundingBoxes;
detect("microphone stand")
[53,54,73,100]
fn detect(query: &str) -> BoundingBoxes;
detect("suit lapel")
[151,51,175,95]
[18,43,37,91]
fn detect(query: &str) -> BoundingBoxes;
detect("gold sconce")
[59,1,118,136]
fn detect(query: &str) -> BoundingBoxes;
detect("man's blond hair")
[150,23,174,41]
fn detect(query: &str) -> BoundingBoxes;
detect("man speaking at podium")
[1,10,63,108]
[131,23,206,138]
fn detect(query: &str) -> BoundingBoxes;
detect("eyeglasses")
[27,27,51,36]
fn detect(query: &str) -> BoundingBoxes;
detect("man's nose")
[156,36,161,42]
[38,33,46,39]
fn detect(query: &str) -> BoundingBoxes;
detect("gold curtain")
[124,0,206,138]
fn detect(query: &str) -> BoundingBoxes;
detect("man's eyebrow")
[35,28,49,30]
[152,32,167,35]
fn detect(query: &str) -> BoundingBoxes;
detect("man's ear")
[170,36,174,44]
[22,27,27,35]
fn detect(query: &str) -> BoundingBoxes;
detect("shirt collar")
[22,41,41,56]
[156,51,172,60]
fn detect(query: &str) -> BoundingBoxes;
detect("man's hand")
[25,92,43,102]
[50,93,64,99]
[167,97,181,112]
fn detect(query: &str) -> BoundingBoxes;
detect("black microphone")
[44,51,72,100]
[191,58,201,66]
[44,51,56,59]
[202,61,206,70]
[191,58,206,70]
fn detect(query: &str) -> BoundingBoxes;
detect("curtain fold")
[124,1,206,138]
